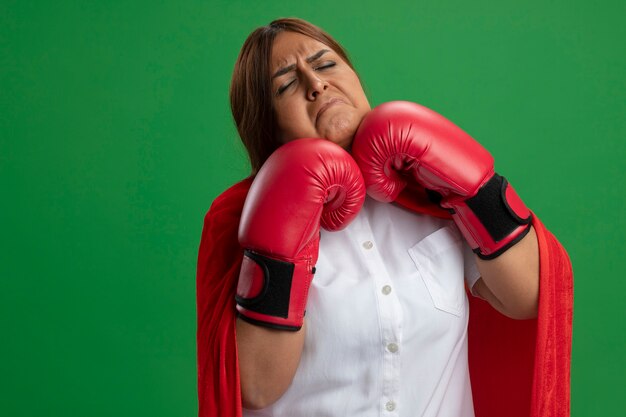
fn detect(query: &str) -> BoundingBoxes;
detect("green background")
[2,1,624,416]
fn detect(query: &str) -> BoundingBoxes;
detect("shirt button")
[362,240,373,250]
[387,342,399,353]
[385,400,396,411]
[381,285,392,295]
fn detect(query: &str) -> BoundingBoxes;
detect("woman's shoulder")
[204,176,253,222]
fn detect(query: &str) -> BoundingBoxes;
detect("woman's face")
[270,31,371,149]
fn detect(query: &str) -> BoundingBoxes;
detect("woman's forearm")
[474,225,540,320]
[236,318,306,410]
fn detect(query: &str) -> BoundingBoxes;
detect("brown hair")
[229,18,357,174]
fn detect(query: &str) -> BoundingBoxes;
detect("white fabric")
[244,197,482,417]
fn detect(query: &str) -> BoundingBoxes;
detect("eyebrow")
[272,49,330,79]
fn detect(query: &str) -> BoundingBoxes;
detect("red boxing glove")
[236,138,366,330]
[352,101,531,259]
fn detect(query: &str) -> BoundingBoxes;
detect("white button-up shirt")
[244,197,481,417]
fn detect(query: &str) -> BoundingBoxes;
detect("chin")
[323,120,359,149]
[324,130,355,150]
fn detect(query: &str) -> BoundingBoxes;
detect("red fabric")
[196,178,573,417]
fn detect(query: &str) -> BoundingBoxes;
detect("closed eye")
[276,80,295,96]
[315,62,336,71]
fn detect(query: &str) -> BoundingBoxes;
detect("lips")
[316,98,345,124]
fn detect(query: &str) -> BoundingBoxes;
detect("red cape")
[196,178,573,417]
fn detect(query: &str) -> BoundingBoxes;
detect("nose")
[305,71,328,101]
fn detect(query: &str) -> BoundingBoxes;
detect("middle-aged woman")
[196,17,573,417]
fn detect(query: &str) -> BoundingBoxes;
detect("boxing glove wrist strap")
[235,249,314,331]
[447,174,532,260]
